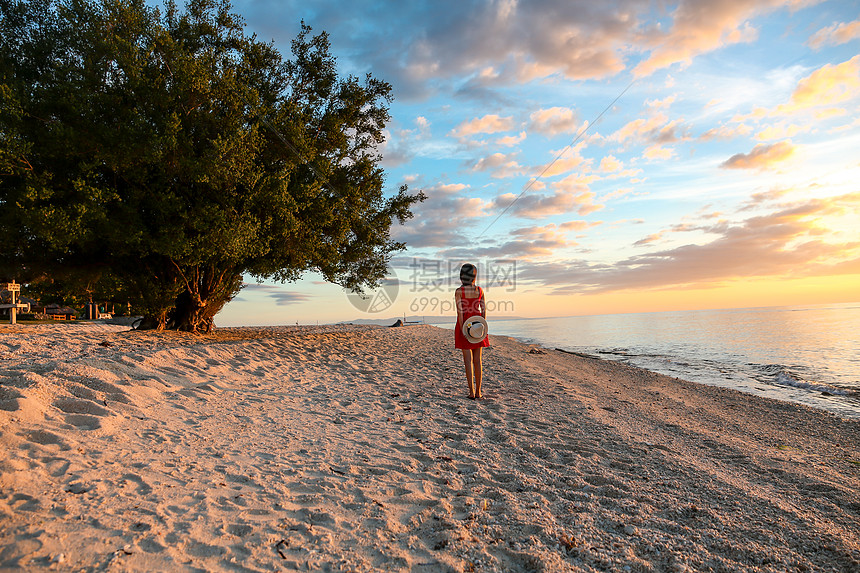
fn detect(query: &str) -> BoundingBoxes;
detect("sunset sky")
[218,0,860,326]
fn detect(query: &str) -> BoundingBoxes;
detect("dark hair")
[459,263,477,285]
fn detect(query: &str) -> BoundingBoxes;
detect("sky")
[217,0,860,326]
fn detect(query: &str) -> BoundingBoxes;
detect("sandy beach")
[0,323,858,572]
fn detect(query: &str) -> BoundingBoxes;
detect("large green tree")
[0,0,422,331]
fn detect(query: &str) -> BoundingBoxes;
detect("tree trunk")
[132,261,242,334]
[169,265,243,333]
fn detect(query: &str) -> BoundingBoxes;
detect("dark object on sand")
[390,319,404,327]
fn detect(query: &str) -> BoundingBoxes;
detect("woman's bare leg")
[461,349,475,398]
[472,347,483,399]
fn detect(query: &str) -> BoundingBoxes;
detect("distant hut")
[41,303,78,320]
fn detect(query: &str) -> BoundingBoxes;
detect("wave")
[756,364,849,396]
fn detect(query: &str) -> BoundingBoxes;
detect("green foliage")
[0,0,422,332]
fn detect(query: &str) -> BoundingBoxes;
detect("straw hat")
[462,316,488,344]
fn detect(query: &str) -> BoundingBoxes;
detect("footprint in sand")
[53,398,110,417]
[0,387,23,411]
[9,493,41,512]
[43,457,71,477]
[64,414,102,430]
[120,473,153,495]
[24,430,70,450]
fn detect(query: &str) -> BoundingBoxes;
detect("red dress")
[454,286,490,349]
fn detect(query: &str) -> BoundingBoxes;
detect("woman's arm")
[480,290,486,319]
[455,288,464,325]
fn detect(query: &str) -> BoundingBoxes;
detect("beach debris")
[390,319,404,327]
[623,525,639,536]
[528,348,546,354]
[65,482,89,494]
[98,341,113,347]
[558,533,578,551]
[276,539,289,559]
[50,553,65,564]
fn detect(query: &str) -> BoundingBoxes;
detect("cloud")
[643,145,674,160]
[720,140,796,170]
[552,172,600,192]
[528,107,580,136]
[450,114,515,138]
[632,0,781,77]
[776,55,860,114]
[392,184,491,248]
[471,152,524,178]
[378,129,415,168]
[598,155,623,173]
[496,131,527,147]
[646,95,677,109]
[493,189,603,219]
[814,108,847,120]
[239,284,312,305]
[531,142,589,178]
[633,231,666,246]
[415,116,431,133]
[522,193,860,294]
[699,123,753,140]
[754,123,810,141]
[610,109,689,151]
[808,19,860,50]
[559,220,603,232]
[478,224,578,259]
[243,1,809,103]
[438,221,601,261]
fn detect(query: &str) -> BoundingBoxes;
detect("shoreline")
[1,323,859,571]
[456,312,860,422]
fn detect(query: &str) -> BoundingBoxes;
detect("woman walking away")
[454,263,489,399]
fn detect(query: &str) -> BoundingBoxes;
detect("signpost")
[1,282,30,325]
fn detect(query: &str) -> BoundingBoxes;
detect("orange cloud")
[633,0,770,77]
[611,112,688,151]
[532,142,589,178]
[559,220,602,232]
[496,131,527,147]
[472,152,524,178]
[611,113,668,143]
[643,145,674,160]
[634,231,666,246]
[598,155,623,173]
[494,189,603,219]
[451,115,515,138]
[814,108,847,120]
[776,55,860,114]
[440,222,582,260]
[720,141,796,170]
[528,107,580,136]
[522,193,860,294]
[699,123,753,140]
[392,184,491,248]
[755,123,810,141]
[808,19,860,50]
[553,172,601,192]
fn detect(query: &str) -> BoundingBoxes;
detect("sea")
[455,302,860,420]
